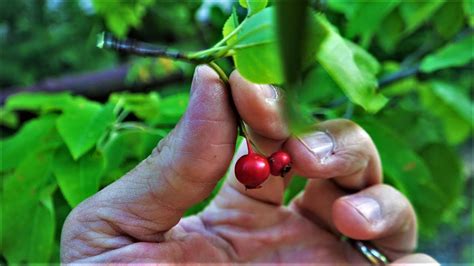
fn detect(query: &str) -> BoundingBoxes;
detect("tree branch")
[378,64,420,89]
[1,64,185,104]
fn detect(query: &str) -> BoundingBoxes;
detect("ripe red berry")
[234,153,270,189]
[268,150,292,177]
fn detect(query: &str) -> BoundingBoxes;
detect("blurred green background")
[0,0,472,264]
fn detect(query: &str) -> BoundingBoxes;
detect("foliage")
[1,0,473,264]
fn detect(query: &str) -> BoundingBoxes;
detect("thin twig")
[378,64,420,89]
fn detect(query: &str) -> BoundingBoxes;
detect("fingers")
[285,119,382,189]
[62,65,237,261]
[293,182,418,260]
[229,70,288,141]
[215,71,290,206]
[333,185,417,255]
[390,254,439,265]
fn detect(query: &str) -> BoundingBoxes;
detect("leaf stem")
[211,20,245,49]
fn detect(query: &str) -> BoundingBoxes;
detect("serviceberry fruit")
[234,153,271,189]
[268,150,292,177]
[234,139,270,189]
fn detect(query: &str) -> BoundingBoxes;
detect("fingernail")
[345,196,382,225]
[299,131,334,159]
[260,85,279,102]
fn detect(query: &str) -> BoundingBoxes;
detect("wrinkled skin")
[61,66,438,264]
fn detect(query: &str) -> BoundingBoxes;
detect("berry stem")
[245,137,254,154]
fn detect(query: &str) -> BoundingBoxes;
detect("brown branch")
[1,64,185,104]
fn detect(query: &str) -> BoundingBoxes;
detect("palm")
[177,190,361,263]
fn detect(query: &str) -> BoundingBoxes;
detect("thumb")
[62,65,236,260]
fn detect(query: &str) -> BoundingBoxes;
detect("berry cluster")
[234,139,292,189]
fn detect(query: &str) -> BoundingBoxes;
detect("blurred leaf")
[126,58,182,84]
[377,107,443,150]
[327,0,358,18]
[346,40,380,75]
[184,176,226,216]
[356,117,449,236]
[57,102,115,159]
[399,0,445,35]
[53,146,105,207]
[419,143,464,222]
[420,35,474,73]
[0,108,19,128]
[275,0,310,85]
[150,92,189,126]
[284,175,307,204]
[92,0,155,37]
[5,92,74,113]
[316,17,387,113]
[376,10,405,53]
[239,0,267,16]
[102,128,167,181]
[419,81,473,144]
[109,92,188,126]
[433,1,464,39]
[463,0,474,26]
[2,147,57,263]
[0,115,62,172]
[346,0,400,47]
[222,8,239,43]
[2,195,56,264]
[110,92,161,121]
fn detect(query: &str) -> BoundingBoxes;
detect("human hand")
[61,66,438,264]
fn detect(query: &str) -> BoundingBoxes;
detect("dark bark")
[1,64,185,104]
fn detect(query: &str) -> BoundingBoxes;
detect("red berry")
[268,150,292,177]
[234,153,270,189]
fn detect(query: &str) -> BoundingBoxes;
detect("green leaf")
[346,0,400,47]
[419,81,473,144]
[232,7,284,84]
[0,107,19,128]
[284,175,307,204]
[356,117,448,236]
[109,92,188,126]
[222,8,239,43]
[419,143,464,222]
[57,102,116,159]
[433,1,464,39]
[346,40,380,75]
[0,115,62,172]
[376,10,404,53]
[377,106,443,150]
[232,7,326,85]
[2,148,57,263]
[399,0,445,34]
[420,35,474,73]
[2,196,56,263]
[5,92,74,113]
[327,0,358,18]
[239,0,267,16]
[464,0,474,26]
[316,17,387,113]
[150,92,189,126]
[102,128,167,175]
[53,146,105,207]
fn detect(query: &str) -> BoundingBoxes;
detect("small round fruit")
[268,150,292,177]
[234,153,270,189]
